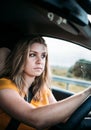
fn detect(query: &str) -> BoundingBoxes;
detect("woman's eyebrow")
[29,50,37,53]
[29,49,47,53]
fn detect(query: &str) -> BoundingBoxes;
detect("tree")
[68,59,91,80]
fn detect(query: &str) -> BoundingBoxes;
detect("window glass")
[44,37,91,93]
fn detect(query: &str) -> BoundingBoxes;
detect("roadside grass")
[51,81,85,93]
[51,66,86,93]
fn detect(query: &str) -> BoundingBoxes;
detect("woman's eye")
[29,53,36,57]
[41,54,46,59]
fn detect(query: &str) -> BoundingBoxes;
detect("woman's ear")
[0,47,11,71]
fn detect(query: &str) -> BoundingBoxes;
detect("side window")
[44,37,91,93]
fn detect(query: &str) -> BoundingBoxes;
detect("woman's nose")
[36,56,42,63]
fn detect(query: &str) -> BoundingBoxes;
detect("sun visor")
[77,0,91,14]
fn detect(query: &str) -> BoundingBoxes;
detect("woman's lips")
[34,67,43,70]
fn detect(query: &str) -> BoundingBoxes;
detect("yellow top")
[0,78,52,130]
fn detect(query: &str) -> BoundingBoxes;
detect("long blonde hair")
[0,36,51,100]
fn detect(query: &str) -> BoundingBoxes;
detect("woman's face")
[24,42,47,78]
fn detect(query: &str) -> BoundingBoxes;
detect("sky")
[43,16,91,67]
[44,36,91,67]
[88,15,91,22]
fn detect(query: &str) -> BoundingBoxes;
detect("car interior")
[0,0,91,129]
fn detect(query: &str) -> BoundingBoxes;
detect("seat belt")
[5,87,34,130]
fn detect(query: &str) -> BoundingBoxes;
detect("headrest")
[0,47,11,71]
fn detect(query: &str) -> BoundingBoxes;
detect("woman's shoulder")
[43,85,52,95]
[0,78,19,92]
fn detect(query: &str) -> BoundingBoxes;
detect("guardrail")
[52,75,91,90]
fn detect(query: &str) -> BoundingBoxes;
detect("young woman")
[0,36,91,130]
